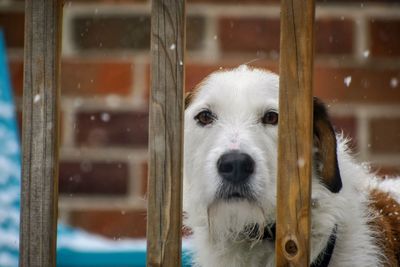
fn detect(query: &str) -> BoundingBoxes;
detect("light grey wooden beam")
[146,0,186,266]
[19,1,62,266]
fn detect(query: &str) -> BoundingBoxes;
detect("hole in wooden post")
[284,239,298,258]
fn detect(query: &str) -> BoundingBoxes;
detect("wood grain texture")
[146,0,185,266]
[19,1,62,266]
[276,0,315,266]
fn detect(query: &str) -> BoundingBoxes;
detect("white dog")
[183,65,400,267]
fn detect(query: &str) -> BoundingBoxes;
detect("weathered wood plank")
[276,0,315,266]
[19,1,62,266]
[146,0,186,266]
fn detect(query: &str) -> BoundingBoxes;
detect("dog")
[183,65,400,267]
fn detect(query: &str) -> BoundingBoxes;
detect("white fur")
[183,65,400,267]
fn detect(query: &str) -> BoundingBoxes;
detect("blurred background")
[0,0,400,255]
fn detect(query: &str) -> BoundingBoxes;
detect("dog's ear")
[185,91,195,109]
[313,97,342,193]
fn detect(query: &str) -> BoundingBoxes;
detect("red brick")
[370,19,400,57]
[9,59,23,97]
[75,111,148,148]
[314,67,400,104]
[315,18,354,54]
[218,18,280,54]
[61,59,133,96]
[8,59,134,96]
[149,61,400,105]
[72,15,150,50]
[71,14,204,51]
[185,63,400,104]
[218,17,353,55]
[69,209,147,238]
[59,161,129,195]
[0,12,24,48]
[369,117,400,154]
[146,63,231,100]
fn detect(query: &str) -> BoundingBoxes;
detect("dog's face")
[184,65,342,241]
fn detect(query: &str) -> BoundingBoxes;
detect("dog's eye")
[195,110,215,126]
[262,111,278,125]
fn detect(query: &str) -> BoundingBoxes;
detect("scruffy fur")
[183,66,400,267]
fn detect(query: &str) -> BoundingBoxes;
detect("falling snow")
[34,94,41,103]
[297,157,305,167]
[344,76,352,87]
[170,43,176,50]
[390,78,398,88]
[106,95,121,108]
[73,98,83,107]
[101,112,110,122]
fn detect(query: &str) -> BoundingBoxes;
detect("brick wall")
[1,0,400,240]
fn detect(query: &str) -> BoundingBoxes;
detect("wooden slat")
[19,1,62,266]
[276,0,315,266]
[146,0,186,266]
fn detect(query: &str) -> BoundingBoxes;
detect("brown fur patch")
[313,98,342,193]
[185,91,195,109]
[369,189,400,266]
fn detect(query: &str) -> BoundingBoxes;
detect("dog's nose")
[217,152,255,184]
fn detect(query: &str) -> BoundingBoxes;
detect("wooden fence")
[276,1,315,266]
[20,1,62,266]
[146,0,185,266]
[19,0,315,267]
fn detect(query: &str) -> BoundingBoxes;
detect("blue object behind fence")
[0,30,191,267]
[0,30,20,267]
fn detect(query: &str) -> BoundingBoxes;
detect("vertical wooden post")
[147,0,185,266]
[276,0,315,266]
[19,1,62,266]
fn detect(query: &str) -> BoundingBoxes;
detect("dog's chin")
[216,183,257,202]
[222,192,253,202]
[207,199,266,243]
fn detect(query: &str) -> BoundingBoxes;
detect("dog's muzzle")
[216,151,256,200]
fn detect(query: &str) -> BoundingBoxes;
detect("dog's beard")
[207,199,266,244]
[215,182,257,201]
